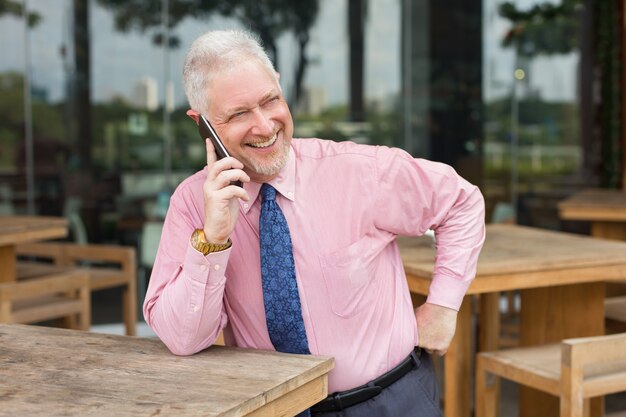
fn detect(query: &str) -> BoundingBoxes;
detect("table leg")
[590,222,626,297]
[0,245,16,283]
[519,282,605,417]
[443,297,472,417]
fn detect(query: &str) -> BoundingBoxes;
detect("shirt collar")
[241,146,296,213]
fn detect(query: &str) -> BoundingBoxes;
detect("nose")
[250,107,274,136]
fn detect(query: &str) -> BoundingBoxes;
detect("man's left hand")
[415,302,458,356]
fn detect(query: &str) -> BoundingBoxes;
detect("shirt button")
[288,191,294,197]
[192,305,199,312]
[200,265,207,271]
[243,203,249,209]
[214,264,220,271]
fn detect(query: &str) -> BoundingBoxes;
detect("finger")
[212,169,250,192]
[206,157,245,182]
[205,138,218,167]
[215,183,250,202]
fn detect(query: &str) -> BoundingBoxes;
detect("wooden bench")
[476,333,626,417]
[0,270,90,330]
[16,242,137,335]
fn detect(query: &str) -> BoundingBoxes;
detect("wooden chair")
[15,242,137,335]
[476,333,626,417]
[0,270,90,330]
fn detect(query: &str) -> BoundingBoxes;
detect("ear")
[275,72,281,81]
[186,109,200,125]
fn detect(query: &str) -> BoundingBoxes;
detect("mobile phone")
[198,114,242,187]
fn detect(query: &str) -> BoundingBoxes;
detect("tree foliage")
[0,0,41,27]
[498,0,582,57]
[96,0,319,105]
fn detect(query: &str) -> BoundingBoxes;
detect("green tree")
[0,0,41,26]
[498,0,581,57]
[96,0,319,107]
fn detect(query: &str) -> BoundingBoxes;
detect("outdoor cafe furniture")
[398,223,626,417]
[15,242,138,335]
[476,332,626,417]
[558,188,626,240]
[0,215,90,329]
[558,188,626,297]
[0,323,335,416]
[0,215,68,282]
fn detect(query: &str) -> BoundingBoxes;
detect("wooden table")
[559,188,626,296]
[399,224,626,417]
[0,216,68,283]
[0,324,335,416]
[558,188,626,238]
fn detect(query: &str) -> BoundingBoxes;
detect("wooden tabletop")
[558,188,626,221]
[0,324,334,416]
[400,224,626,417]
[0,215,69,283]
[399,223,626,295]
[0,215,68,246]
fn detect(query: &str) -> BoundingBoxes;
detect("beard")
[246,138,290,177]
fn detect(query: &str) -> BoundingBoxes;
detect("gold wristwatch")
[191,229,232,255]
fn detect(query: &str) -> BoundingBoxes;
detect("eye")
[229,110,248,121]
[263,96,280,107]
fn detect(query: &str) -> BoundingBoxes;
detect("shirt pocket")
[318,234,389,318]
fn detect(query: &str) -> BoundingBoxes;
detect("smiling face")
[206,60,294,183]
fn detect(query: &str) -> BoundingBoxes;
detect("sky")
[0,0,578,108]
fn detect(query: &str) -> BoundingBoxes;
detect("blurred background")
[0,0,623,323]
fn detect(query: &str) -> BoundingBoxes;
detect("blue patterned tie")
[260,183,310,354]
[260,184,311,417]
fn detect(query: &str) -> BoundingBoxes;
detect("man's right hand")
[202,138,250,244]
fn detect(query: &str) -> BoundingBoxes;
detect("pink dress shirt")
[144,138,485,394]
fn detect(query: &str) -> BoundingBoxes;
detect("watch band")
[191,229,232,255]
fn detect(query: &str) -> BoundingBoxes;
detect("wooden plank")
[16,242,138,336]
[400,225,626,283]
[400,224,626,417]
[0,324,334,416]
[0,216,68,246]
[478,344,561,396]
[519,282,605,417]
[245,376,328,417]
[0,245,15,283]
[0,271,89,301]
[558,189,626,220]
[11,297,84,323]
[443,298,472,417]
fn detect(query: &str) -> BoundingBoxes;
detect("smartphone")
[198,114,243,187]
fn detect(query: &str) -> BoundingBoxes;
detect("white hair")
[183,29,278,116]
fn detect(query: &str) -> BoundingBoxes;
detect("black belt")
[311,347,421,413]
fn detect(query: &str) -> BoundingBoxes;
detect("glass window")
[0,0,597,241]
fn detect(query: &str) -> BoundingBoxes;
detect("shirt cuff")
[426,273,471,311]
[184,240,230,285]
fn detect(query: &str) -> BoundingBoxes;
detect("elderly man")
[144,29,485,417]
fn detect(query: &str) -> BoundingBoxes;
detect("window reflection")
[0,0,597,241]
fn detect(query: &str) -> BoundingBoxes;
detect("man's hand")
[202,138,250,244]
[415,302,458,356]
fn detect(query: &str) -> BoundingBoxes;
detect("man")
[144,29,485,416]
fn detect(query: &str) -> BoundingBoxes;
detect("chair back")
[562,332,626,368]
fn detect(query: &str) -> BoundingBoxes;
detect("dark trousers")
[312,352,442,417]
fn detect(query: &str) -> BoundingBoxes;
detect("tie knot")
[261,183,277,202]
